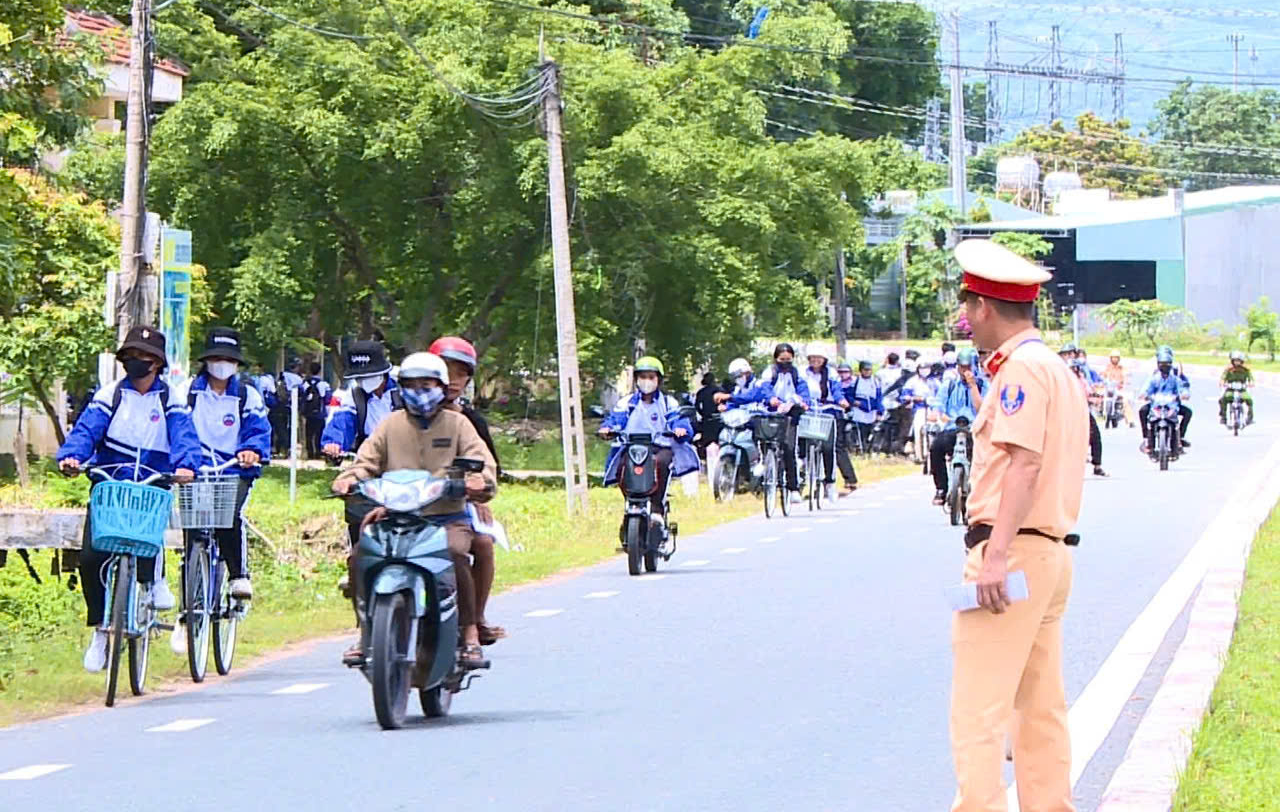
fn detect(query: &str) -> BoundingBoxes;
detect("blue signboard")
[160,228,192,386]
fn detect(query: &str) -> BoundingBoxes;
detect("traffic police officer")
[950,239,1088,812]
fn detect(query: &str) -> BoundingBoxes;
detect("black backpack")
[300,377,326,420]
[352,385,403,446]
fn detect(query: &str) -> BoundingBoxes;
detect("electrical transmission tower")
[985,24,1126,129]
[925,97,942,162]
[985,21,1002,143]
[1113,33,1125,120]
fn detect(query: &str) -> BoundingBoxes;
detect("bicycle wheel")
[128,584,152,696]
[762,449,777,519]
[714,455,737,502]
[184,541,211,682]
[212,559,238,675]
[815,450,826,510]
[806,444,818,512]
[780,450,793,517]
[949,468,966,527]
[105,555,132,707]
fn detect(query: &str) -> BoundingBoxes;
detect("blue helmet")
[1156,348,1174,364]
[956,348,979,367]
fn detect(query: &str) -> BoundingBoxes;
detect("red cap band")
[962,271,1041,303]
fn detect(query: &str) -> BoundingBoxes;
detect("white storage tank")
[1043,170,1083,201]
[996,156,1041,190]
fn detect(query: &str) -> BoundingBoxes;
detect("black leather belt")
[964,524,1081,550]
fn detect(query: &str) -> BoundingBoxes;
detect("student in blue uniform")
[56,327,201,672]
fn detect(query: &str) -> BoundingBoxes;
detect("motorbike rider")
[929,348,987,505]
[56,327,200,672]
[941,350,960,385]
[429,336,505,646]
[332,351,497,669]
[901,359,933,458]
[598,356,698,531]
[1139,348,1192,453]
[1101,350,1136,427]
[1219,350,1255,425]
[177,328,272,603]
[1069,359,1108,477]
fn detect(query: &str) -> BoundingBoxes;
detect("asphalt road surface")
[1,372,1269,811]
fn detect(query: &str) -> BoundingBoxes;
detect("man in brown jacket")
[332,351,498,669]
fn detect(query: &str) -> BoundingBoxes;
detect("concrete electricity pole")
[540,60,590,515]
[949,12,968,218]
[1228,33,1244,92]
[834,191,849,361]
[117,0,156,341]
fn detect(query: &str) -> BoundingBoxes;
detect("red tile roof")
[64,9,190,77]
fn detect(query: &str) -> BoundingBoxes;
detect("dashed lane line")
[759,536,781,543]
[720,547,748,554]
[271,683,330,696]
[680,560,711,567]
[146,718,216,733]
[635,574,668,582]
[0,764,71,781]
[583,591,620,599]
[524,609,565,618]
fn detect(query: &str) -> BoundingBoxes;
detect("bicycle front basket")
[797,413,836,442]
[174,475,241,529]
[751,414,788,442]
[90,481,174,557]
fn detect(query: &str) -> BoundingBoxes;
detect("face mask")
[122,357,154,380]
[359,376,383,393]
[637,378,658,395]
[776,360,793,371]
[207,361,238,381]
[401,386,445,417]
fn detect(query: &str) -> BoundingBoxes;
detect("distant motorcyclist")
[1139,349,1192,453]
[1219,350,1255,425]
[1101,350,1136,427]
[929,348,986,505]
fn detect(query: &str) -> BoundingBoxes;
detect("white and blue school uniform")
[57,377,202,478]
[321,380,402,452]
[601,391,698,485]
[177,374,272,478]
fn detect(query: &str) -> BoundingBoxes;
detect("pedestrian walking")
[949,238,1088,812]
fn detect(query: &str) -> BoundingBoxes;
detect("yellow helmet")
[634,356,665,377]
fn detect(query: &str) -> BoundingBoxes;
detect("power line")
[239,0,371,41]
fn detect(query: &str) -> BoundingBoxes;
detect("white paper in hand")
[466,502,514,552]
[945,570,1030,612]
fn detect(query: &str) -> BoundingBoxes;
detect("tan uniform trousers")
[951,535,1075,812]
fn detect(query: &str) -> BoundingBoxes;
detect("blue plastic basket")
[89,481,174,558]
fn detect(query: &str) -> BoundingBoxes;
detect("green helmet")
[634,356,665,377]
[835,358,852,373]
[957,347,979,367]
[1059,342,1078,355]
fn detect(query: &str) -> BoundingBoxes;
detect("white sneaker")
[170,623,187,655]
[751,462,765,478]
[789,491,803,504]
[149,579,176,611]
[824,483,836,501]
[83,630,109,672]
[230,578,253,600]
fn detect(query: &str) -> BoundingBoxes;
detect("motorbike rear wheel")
[1158,429,1170,471]
[625,517,643,576]
[371,592,412,730]
[949,467,967,527]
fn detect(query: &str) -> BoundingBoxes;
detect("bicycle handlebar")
[86,463,170,486]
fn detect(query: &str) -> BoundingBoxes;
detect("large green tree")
[1149,81,1280,190]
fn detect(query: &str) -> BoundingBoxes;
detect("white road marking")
[815,518,837,524]
[680,560,711,567]
[271,682,330,696]
[635,574,667,582]
[524,609,565,618]
[146,718,216,733]
[583,591,619,599]
[759,535,781,542]
[0,764,71,781]
[720,547,748,554]
[788,527,811,534]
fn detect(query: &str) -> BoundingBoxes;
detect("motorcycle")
[1224,381,1248,436]
[342,460,488,730]
[1102,381,1125,429]
[921,398,944,476]
[946,416,973,527]
[606,410,694,575]
[713,408,759,502]
[1146,392,1182,471]
[1088,383,1105,421]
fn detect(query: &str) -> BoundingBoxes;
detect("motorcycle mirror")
[452,457,486,474]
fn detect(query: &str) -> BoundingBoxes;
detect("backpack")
[274,376,290,411]
[300,377,325,420]
[352,385,404,446]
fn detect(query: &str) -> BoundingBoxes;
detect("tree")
[1096,299,1182,356]
[0,169,115,442]
[1149,81,1280,191]
[889,199,960,337]
[1243,296,1279,361]
[970,113,1165,201]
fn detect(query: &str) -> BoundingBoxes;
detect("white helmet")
[902,359,918,374]
[943,350,958,366]
[805,342,831,361]
[728,357,751,377]
[398,352,449,386]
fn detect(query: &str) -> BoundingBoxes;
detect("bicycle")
[172,458,253,681]
[798,408,838,511]
[751,413,791,518]
[84,463,176,707]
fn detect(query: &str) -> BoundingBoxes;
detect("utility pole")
[925,98,942,163]
[899,242,909,339]
[985,21,1001,144]
[540,59,590,515]
[834,194,848,361]
[1251,44,1260,80]
[1113,33,1125,121]
[117,0,156,342]
[1048,24,1062,124]
[949,12,967,218]
[1228,33,1244,92]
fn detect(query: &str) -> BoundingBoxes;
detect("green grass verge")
[1173,501,1280,811]
[0,459,914,726]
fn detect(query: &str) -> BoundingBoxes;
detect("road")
[1,372,1271,810]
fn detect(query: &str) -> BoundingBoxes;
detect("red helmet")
[428,336,477,372]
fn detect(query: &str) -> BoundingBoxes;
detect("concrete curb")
[1093,423,1280,811]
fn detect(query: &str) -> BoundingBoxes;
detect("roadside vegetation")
[1174,502,1280,811]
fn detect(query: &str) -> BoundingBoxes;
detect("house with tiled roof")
[44,9,190,169]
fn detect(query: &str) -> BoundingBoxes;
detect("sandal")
[459,643,490,670]
[341,643,365,667]
[478,624,507,646]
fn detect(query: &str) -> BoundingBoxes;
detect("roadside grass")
[0,458,915,725]
[1173,502,1280,811]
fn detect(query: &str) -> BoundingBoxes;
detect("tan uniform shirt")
[967,328,1088,538]
[341,409,497,515]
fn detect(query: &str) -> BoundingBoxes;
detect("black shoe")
[932,490,945,506]
[1093,466,1109,477]
[1220,417,1227,425]
[1181,439,1190,449]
